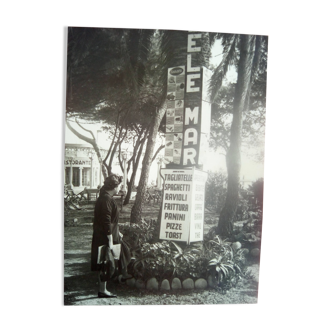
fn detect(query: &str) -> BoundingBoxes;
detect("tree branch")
[151,144,165,163]
[118,144,124,173]
[66,118,107,180]
[133,128,149,170]
[127,130,143,174]
[66,119,94,145]
[75,118,96,140]
[103,112,121,164]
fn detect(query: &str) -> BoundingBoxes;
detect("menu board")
[159,168,208,244]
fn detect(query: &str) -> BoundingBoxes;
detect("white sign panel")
[159,168,208,244]
[159,169,192,242]
[189,171,208,243]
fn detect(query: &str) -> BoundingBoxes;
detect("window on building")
[82,168,90,186]
[65,168,71,185]
[72,167,80,187]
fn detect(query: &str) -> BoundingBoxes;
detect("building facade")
[64,143,163,193]
[64,143,108,192]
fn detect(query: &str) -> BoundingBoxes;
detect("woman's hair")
[103,173,123,191]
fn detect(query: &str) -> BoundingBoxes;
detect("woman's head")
[103,174,123,193]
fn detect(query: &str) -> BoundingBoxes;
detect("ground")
[64,198,260,305]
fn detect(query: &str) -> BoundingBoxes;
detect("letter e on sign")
[187,34,202,52]
[186,74,200,93]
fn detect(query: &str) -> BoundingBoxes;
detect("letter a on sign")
[184,128,198,145]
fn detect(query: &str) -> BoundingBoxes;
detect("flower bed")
[120,219,255,292]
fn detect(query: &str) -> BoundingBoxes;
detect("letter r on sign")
[183,148,197,165]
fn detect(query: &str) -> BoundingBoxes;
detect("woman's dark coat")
[91,188,131,273]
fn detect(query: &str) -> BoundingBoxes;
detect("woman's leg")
[119,246,132,279]
[98,272,113,295]
[120,262,132,279]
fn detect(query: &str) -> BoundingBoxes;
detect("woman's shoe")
[98,292,117,298]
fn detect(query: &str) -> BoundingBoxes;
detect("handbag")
[98,245,116,282]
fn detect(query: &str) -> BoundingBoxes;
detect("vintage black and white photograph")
[64,27,267,305]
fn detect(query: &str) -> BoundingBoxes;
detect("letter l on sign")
[187,54,200,72]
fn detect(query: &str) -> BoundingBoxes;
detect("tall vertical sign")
[164,33,211,168]
[160,32,211,243]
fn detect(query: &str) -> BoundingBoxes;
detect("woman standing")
[91,174,132,298]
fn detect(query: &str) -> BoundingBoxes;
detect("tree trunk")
[130,106,166,223]
[217,35,256,237]
[115,127,149,205]
[107,141,119,174]
[124,135,147,205]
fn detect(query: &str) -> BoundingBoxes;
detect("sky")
[64,33,265,185]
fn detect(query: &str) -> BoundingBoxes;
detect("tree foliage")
[66,28,158,165]
[210,77,266,161]
[248,178,264,208]
[209,34,268,237]
[65,28,268,233]
[205,171,227,212]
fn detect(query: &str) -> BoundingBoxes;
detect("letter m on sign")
[185,107,199,125]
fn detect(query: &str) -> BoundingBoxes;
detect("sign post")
[159,32,211,244]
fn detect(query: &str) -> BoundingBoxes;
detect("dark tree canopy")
[65,28,267,233]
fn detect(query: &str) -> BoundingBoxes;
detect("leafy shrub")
[130,240,207,281]
[205,236,246,286]
[205,171,227,212]
[235,197,249,221]
[170,242,207,279]
[248,178,264,208]
[122,220,247,291]
[233,248,249,276]
[131,241,175,281]
[204,218,217,225]
[242,266,255,281]
[120,218,159,251]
